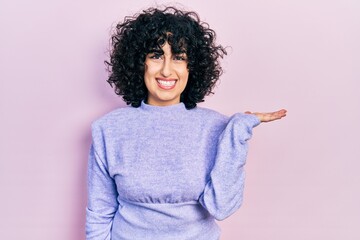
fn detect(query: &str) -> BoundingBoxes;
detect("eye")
[148,53,163,60]
[173,54,187,61]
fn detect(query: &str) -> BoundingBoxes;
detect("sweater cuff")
[233,113,261,128]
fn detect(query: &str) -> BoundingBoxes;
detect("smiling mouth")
[156,78,177,90]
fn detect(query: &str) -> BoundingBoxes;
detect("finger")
[275,109,287,118]
[258,109,287,122]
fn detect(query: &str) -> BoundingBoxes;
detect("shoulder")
[189,106,229,126]
[192,105,227,117]
[91,106,139,131]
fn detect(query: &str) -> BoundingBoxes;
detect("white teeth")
[157,80,176,86]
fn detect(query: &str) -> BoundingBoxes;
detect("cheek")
[180,67,189,81]
[144,63,150,76]
[144,63,159,77]
[143,64,151,87]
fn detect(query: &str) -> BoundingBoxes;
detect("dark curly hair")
[105,6,227,109]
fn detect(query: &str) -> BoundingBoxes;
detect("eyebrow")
[173,49,187,54]
[148,48,164,54]
[147,48,187,55]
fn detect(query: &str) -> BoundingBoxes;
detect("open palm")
[245,109,287,123]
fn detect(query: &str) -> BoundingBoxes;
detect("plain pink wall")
[1,0,359,239]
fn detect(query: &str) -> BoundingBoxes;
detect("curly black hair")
[105,6,227,109]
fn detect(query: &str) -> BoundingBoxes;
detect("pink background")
[1,0,359,239]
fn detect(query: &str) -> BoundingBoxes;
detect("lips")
[156,78,177,90]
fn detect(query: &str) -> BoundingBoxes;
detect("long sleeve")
[199,113,260,221]
[86,126,119,240]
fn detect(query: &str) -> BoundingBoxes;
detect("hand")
[245,109,287,123]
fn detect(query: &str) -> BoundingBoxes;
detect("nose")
[160,59,171,77]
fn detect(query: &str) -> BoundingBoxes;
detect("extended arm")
[199,109,287,220]
[199,113,260,220]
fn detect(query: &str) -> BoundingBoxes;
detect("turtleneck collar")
[140,101,187,113]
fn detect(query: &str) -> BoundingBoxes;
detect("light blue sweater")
[86,101,260,240]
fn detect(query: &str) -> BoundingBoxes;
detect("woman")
[86,6,286,240]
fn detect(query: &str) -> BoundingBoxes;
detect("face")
[144,42,189,106]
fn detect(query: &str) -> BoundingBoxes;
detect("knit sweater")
[86,101,260,240]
